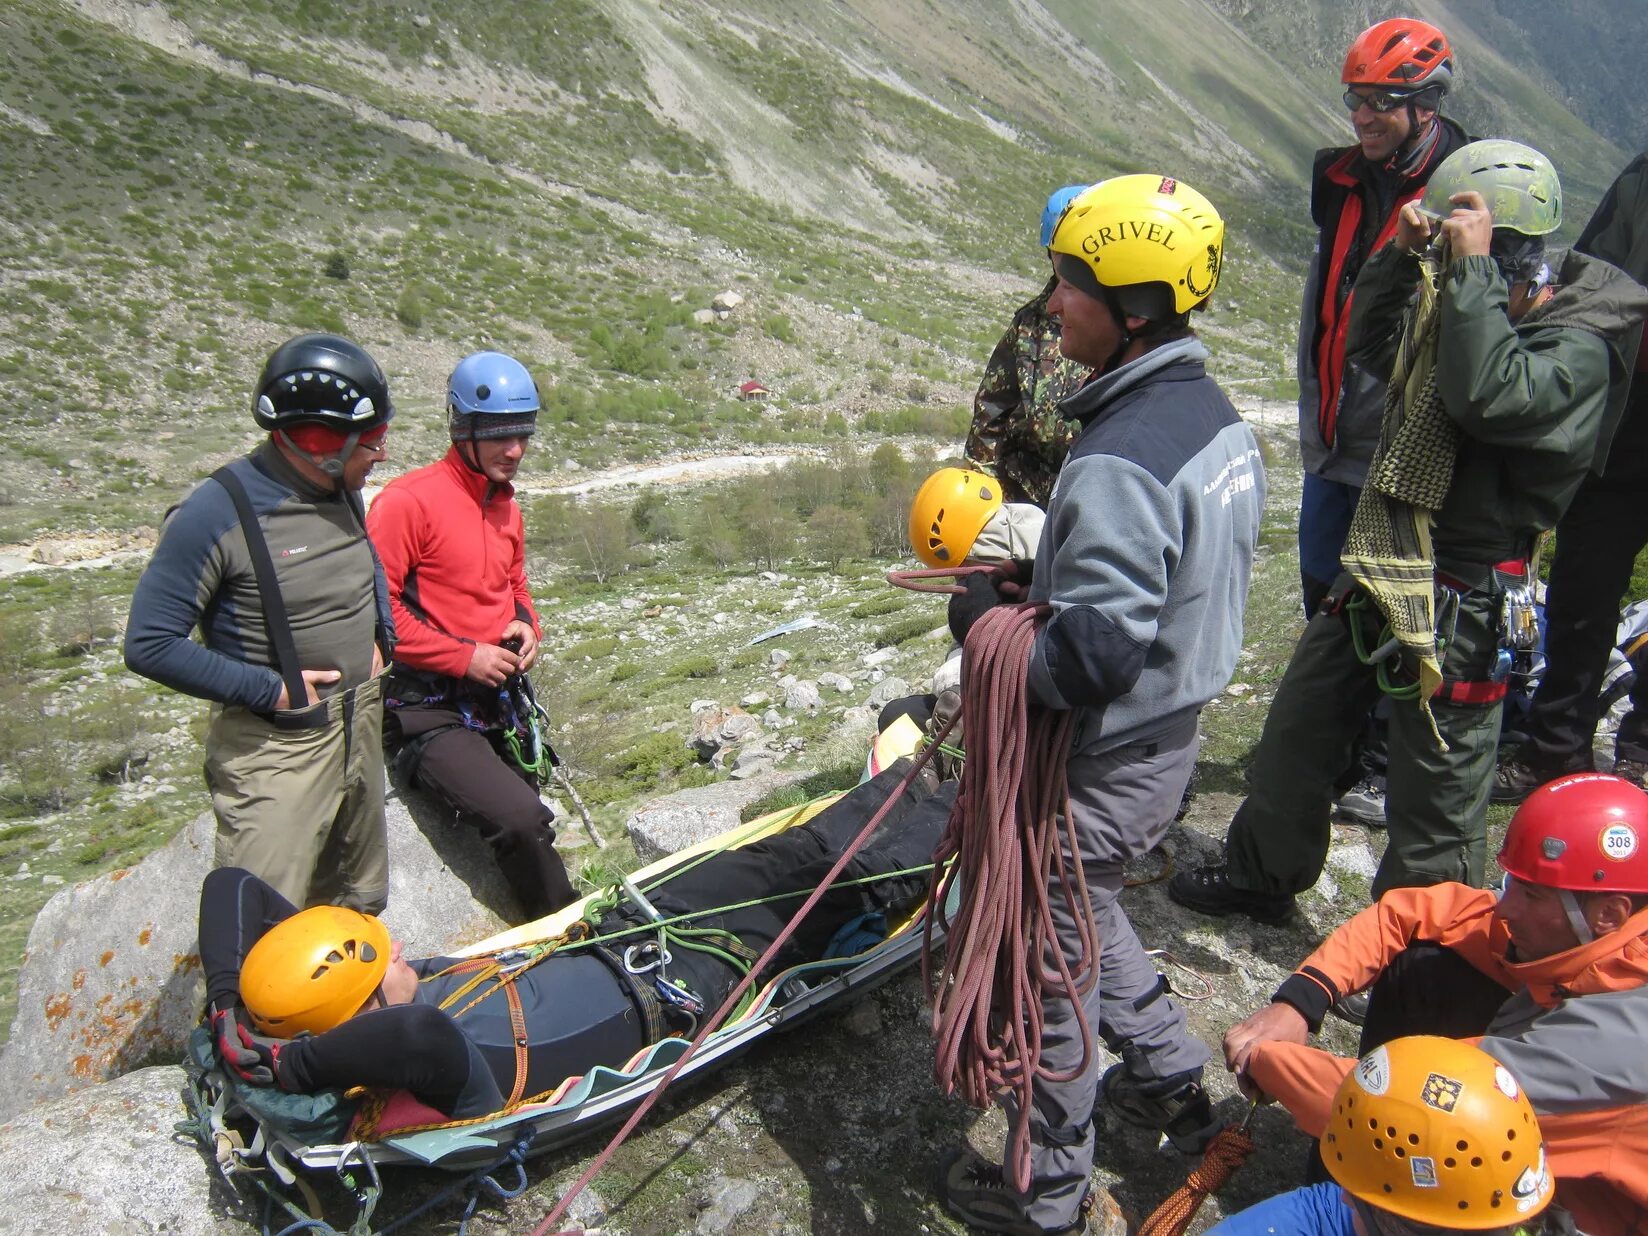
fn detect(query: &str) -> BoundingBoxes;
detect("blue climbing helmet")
[446,351,540,441]
[1040,184,1090,248]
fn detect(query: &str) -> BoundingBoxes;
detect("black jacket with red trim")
[1295,116,1472,485]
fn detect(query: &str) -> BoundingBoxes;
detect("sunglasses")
[1342,88,1415,114]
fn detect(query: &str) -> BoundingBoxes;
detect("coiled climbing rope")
[921,598,1097,1194]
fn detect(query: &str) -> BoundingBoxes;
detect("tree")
[566,502,633,584]
[738,483,795,573]
[807,505,868,570]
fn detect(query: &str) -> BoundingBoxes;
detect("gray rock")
[767,648,791,670]
[730,742,777,777]
[691,308,716,325]
[0,786,512,1121]
[625,771,806,863]
[710,290,744,311]
[0,1065,255,1235]
[817,672,853,692]
[865,676,912,708]
[695,1177,760,1234]
[783,680,822,713]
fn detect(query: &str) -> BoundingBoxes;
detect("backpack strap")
[210,466,306,713]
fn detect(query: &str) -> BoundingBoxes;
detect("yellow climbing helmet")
[1323,1036,1554,1228]
[1048,174,1224,319]
[240,905,391,1037]
[908,468,1002,568]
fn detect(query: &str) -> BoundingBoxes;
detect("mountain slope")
[0,0,1631,540]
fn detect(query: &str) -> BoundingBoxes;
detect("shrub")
[395,285,425,329]
[610,662,643,682]
[322,249,351,280]
[662,653,718,680]
[875,615,938,648]
[564,635,620,660]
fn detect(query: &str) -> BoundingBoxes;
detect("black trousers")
[386,705,577,919]
[1522,385,1648,772]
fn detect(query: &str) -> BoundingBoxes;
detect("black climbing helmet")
[253,333,394,434]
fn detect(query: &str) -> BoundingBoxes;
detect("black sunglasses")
[1342,88,1415,114]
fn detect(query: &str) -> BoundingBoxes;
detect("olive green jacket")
[1347,245,1648,580]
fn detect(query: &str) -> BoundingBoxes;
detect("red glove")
[209,1001,284,1087]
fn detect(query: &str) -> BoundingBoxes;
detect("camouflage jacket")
[963,275,1091,507]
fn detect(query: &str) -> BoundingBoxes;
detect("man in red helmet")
[1297,18,1471,619]
[1293,19,1474,834]
[1219,773,1648,1235]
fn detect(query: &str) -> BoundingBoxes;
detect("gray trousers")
[1004,714,1209,1229]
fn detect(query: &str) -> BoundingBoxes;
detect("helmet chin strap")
[1558,889,1596,947]
[1098,288,1137,374]
[275,429,361,488]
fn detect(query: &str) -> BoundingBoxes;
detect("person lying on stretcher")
[198,762,953,1120]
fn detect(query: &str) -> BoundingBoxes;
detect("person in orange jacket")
[1222,773,1648,1236]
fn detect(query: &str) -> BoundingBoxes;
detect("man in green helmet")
[1171,141,1648,924]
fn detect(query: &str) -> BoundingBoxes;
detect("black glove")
[996,558,1035,602]
[209,1001,284,1087]
[948,572,1006,644]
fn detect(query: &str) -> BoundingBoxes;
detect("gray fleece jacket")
[1027,336,1265,752]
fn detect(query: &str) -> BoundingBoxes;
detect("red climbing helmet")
[1341,18,1454,94]
[1499,773,1648,893]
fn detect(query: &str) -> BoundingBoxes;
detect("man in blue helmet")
[125,333,396,913]
[367,352,578,917]
[962,185,1093,508]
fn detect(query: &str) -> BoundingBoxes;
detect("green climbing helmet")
[1420,139,1562,236]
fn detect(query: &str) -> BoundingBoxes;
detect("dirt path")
[0,449,820,578]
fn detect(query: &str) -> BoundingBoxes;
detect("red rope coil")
[922,601,1097,1194]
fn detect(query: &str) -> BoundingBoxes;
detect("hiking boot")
[1330,990,1370,1025]
[1167,863,1297,925]
[1612,758,1648,791]
[1334,776,1387,829]
[1491,756,1552,805]
[934,1147,1093,1235]
[1101,1065,1221,1155]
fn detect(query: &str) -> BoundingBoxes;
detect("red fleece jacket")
[366,448,538,680]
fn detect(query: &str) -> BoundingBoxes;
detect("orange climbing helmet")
[1323,1036,1553,1228]
[1342,18,1454,94]
[908,468,1002,568]
[239,905,391,1037]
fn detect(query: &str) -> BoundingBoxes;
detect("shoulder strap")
[210,465,306,711]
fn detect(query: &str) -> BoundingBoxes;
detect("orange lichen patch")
[71,969,86,992]
[174,952,202,971]
[44,993,73,1031]
[71,1054,96,1079]
[99,951,115,968]
[110,868,131,882]
[137,927,153,946]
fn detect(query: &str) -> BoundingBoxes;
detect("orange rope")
[1134,1124,1257,1236]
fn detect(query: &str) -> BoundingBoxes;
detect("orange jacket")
[1247,884,1648,1235]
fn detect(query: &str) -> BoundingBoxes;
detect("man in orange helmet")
[1210,1037,1554,1236]
[198,763,954,1120]
[1221,774,1648,1234]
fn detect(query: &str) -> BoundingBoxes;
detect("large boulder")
[0,1064,255,1236]
[0,782,517,1122]
[625,770,808,864]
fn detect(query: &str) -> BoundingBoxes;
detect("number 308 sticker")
[1601,824,1638,862]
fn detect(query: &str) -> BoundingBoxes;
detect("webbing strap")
[211,465,307,712]
[1434,678,1508,705]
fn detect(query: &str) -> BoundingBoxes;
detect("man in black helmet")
[126,333,397,913]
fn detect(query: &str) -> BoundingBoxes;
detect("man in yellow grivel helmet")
[1210,1037,1554,1236]
[936,176,1265,1236]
